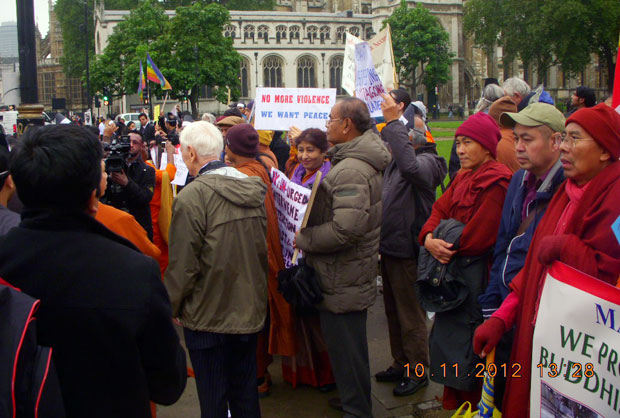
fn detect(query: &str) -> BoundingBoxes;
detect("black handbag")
[277,258,323,314]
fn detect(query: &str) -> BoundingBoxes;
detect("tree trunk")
[603,49,615,92]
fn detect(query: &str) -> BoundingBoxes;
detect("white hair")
[502,77,531,98]
[180,121,223,158]
[201,113,216,123]
[475,84,505,113]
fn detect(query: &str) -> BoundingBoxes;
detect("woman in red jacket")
[419,112,512,410]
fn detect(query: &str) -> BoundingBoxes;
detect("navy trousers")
[184,329,261,418]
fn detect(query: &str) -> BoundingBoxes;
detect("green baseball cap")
[500,102,565,133]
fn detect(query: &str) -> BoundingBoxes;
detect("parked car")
[117,113,142,123]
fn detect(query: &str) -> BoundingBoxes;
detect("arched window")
[244,25,255,41]
[336,26,346,44]
[258,25,269,43]
[297,55,317,88]
[320,26,330,44]
[365,27,374,40]
[289,25,300,42]
[276,25,287,43]
[239,58,250,98]
[329,55,344,95]
[348,27,360,37]
[263,55,283,87]
[307,25,318,43]
[361,4,371,14]
[224,25,236,39]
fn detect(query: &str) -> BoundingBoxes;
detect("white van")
[118,113,142,123]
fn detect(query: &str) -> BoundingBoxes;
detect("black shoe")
[375,366,404,382]
[393,376,429,397]
[318,383,337,393]
[328,397,343,411]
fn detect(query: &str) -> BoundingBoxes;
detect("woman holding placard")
[281,127,336,392]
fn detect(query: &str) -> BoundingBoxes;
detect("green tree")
[90,0,242,115]
[383,1,454,93]
[160,2,242,115]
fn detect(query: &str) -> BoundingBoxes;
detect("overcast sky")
[3,0,51,37]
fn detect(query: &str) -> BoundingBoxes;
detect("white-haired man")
[501,77,531,107]
[165,121,269,418]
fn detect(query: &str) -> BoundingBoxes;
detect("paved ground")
[158,284,455,418]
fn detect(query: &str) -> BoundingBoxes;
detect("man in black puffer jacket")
[376,90,447,397]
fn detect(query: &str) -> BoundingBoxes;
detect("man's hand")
[110,170,129,186]
[424,233,456,264]
[380,93,401,123]
[288,126,302,142]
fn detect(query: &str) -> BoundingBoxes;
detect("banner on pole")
[530,262,620,418]
[270,167,312,268]
[355,42,386,118]
[254,88,336,131]
[342,27,396,97]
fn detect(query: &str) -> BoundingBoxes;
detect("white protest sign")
[84,110,92,126]
[270,167,312,268]
[253,88,336,131]
[355,42,386,118]
[159,151,168,171]
[530,262,620,418]
[171,153,188,186]
[342,27,396,97]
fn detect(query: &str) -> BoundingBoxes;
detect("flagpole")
[162,92,170,115]
[386,24,399,89]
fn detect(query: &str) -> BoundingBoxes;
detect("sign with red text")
[270,167,312,268]
[355,42,386,118]
[530,262,620,418]
[254,87,336,131]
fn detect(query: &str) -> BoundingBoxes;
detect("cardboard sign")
[253,88,337,131]
[170,153,188,186]
[355,42,386,118]
[270,168,312,268]
[530,262,620,417]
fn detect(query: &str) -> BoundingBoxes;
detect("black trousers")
[320,310,372,418]
[184,329,260,418]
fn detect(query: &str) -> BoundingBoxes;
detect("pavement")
[158,283,456,418]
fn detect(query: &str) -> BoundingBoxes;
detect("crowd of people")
[0,77,618,418]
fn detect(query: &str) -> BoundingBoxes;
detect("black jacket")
[104,155,155,240]
[269,132,291,172]
[379,120,447,259]
[0,208,187,417]
[140,122,155,142]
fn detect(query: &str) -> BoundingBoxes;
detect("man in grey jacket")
[376,92,447,396]
[296,98,390,418]
[165,121,268,418]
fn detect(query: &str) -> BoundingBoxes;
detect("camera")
[105,135,131,173]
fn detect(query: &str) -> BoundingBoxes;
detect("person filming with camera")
[103,131,156,240]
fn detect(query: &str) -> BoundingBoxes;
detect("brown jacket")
[296,129,391,313]
[165,166,268,333]
[496,127,520,173]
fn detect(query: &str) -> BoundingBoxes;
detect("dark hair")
[339,98,373,133]
[390,88,412,110]
[296,128,329,153]
[139,112,148,119]
[576,86,596,107]
[85,125,100,137]
[0,147,10,190]
[10,125,103,211]
[223,107,243,118]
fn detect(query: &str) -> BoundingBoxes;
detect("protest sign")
[253,88,336,131]
[270,167,312,268]
[355,42,386,118]
[342,26,396,96]
[171,153,188,186]
[154,105,160,119]
[530,262,620,417]
[84,110,92,126]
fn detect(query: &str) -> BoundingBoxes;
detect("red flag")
[612,36,620,113]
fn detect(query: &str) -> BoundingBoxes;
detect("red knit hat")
[566,103,620,160]
[454,112,501,158]
[225,123,259,158]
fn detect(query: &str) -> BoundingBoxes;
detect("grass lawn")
[428,121,463,129]
[428,120,462,140]
[434,138,453,199]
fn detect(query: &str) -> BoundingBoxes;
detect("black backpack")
[0,278,65,418]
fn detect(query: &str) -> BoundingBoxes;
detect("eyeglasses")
[560,132,594,148]
[325,116,342,126]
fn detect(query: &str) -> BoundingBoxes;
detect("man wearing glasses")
[474,103,620,417]
[295,98,390,418]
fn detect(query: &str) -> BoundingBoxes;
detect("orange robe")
[145,161,176,275]
[95,203,161,260]
[236,160,296,376]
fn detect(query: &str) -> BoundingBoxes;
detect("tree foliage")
[382,1,454,92]
[89,0,241,113]
[55,0,273,79]
[464,0,620,89]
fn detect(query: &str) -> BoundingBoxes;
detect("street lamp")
[321,52,325,88]
[254,52,258,92]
